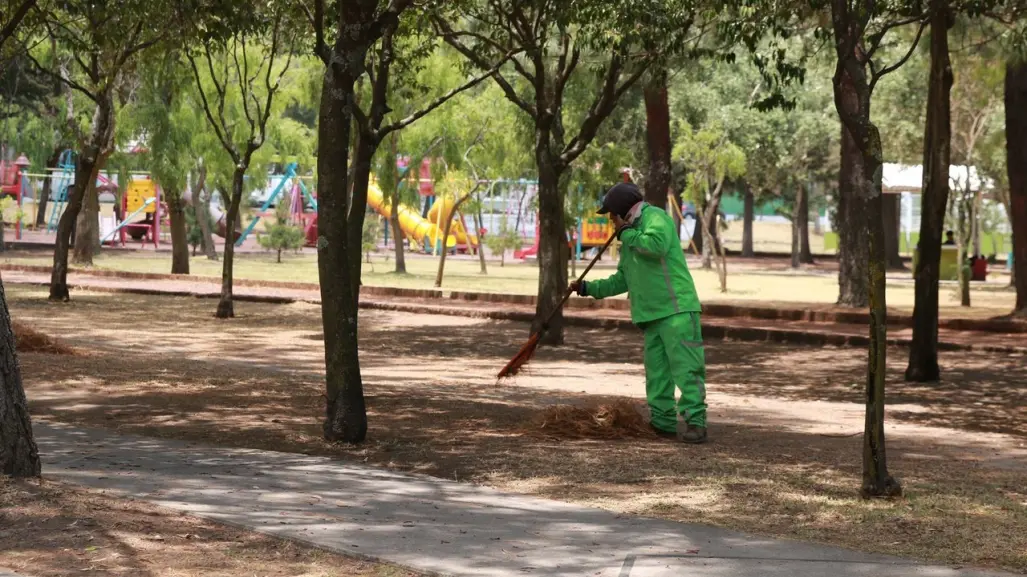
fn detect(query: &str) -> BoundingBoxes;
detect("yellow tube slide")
[367,182,455,248]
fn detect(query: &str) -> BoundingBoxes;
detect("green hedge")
[823,232,1012,256]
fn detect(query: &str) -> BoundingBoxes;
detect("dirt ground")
[6,285,1027,573]
[0,477,419,577]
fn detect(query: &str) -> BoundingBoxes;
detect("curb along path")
[34,422,1014,577]
[3,269,1025,354]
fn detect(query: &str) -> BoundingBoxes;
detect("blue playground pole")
[236,162,298,246]
[575,218,583,261]
[47,150,76,233]
[101,197,156,242]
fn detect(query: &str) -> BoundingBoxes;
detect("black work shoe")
[649,424,677,440]
[679,425,708,444]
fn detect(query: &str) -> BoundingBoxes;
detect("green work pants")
[642,312,707,432]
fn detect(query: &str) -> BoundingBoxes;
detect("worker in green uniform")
[570,182,707,444]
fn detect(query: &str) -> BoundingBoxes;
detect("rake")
[497,232,618,379]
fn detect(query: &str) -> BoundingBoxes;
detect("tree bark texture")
[194,168,218,261]
[643,69,671,209]
[742,185,755,257]
[474,211,487,274]
[72,165,101,265]
[837,121,870,307]
[50,95,114,299]
[168,192,190,275]
[532,156,568,345]
[883,193,904,269]
[791,187,801,269]
[830,5,901,497]
[0,275,41,477]
[317,33,372,442]
[34,147,61,227]
[907,4,953,382]
[1007,60,1027,315]
[435,190,477,287]
[215,168,245,319]
[799,183,814,264]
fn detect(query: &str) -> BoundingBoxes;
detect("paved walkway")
[33,421,1012,577]
[4,269,1025,353]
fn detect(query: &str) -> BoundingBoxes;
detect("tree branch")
[187,51,239,163]
[870,18,927,92]
[376,50,520,139]
[560,53,650,166]
[24,49,99,103]
[0,0,36,52]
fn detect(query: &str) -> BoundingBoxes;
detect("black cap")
[597,182,643,217]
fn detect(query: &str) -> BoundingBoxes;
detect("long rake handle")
[538,232,618,330]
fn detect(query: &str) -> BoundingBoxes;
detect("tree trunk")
[532,153,568,346]
[473,211,487,274]
[1007,60,1027,315]
[434,193,475,288]
[34,147,61,228]
[168,193,190,275]
[971,188,981,257]
[830,12,900,496]
[837,120,870,306]
[860,146,901,499]
[799,183,814,264]
[215,168,245,319]
[49,147,102,300]
[0,275,41,477]
[700,190,722,270]
[691,209,704,256]
[957,183,971,307]
[791,190,801,269]
[72,167,101,265]
[906,3,953,382]
[742,184,755,257]
[317,62,368,444]
[389,135,407,274]
[194,167,218,261]
[883,193,904,269]
[643,68,671,209]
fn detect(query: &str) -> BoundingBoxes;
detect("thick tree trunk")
[907,4,954,382]
[742,185,755,257]
[215,168,245,319]
[643,69,671,209]
[317,63,367,444]
[532,154,568,345]
[168,193,189,275]
[72,166,102,265]
[1007,60,1027,315]
[0,275,41,477]
[883,193,904,269]
[34,147,61,227]
[838,124,870,306]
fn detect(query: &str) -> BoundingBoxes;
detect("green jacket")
[584,204,701,325]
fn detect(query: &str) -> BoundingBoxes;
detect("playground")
[4,282,1026,574]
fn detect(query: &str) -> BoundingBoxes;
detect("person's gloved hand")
[569,280,587,296]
